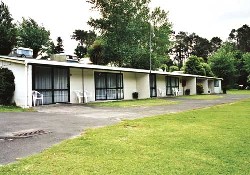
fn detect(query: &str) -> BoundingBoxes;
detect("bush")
[196,83,204,94]
[160,64,168,72]
[169,65,179,72]
[184,56,206,76]
[0,68,15,105]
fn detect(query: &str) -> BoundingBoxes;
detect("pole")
[149,23,152,74]
[149,23,152,98]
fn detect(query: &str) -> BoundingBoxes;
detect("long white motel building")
[0,55,222,108]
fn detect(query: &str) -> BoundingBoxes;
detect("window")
[95,72,124,100]
[166,76,179,95]
[150,74,157,97]
[214,80,219,87]
[32,65,69,104]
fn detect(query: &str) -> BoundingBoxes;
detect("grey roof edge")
[0,55,222,80]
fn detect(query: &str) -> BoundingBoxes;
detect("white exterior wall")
[70,68,95,103]
[123,72,137,100]
[27,65,33,107]
[156,75,166,96]
[70,68,83,103]
[83,69,95,102]
[185,77,196,95]
[208,80,214,93]
[70,69,152,102]
[1,61,30,107]
[202,79,209,94]
[214,80,222,93]
[136,73,150,99]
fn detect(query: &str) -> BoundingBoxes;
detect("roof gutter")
[0,57,25,65]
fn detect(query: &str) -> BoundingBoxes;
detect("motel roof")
[0,55,222,80]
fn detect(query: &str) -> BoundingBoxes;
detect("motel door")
[166,76,179,95]
[94,72,124,100]
[32,65,70,104]
[150,74,157,97]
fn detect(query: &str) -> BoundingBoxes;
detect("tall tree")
[243,52,250,86]
[0,1,17,55]
[54,37,64,54]
[171,32,212,67]
[191,35,211,62]
[233,50,249,87]
[87,0,172,69]
[130,7,172,69]
[171,32,222,66]
[87,0,149,67]
[17,18,51,58]
[170,31,190,69]
[209,43,237,89]
[244,52,250,74]
[210,37,222,53]
[229,24,250,52]
[75,44,87,58]
[72,30,96,58]
[72,30,96,48]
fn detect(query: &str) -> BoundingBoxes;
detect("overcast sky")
[2,0,250,53]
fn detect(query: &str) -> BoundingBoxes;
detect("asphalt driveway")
[0,94,249,165]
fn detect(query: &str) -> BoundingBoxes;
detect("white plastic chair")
[32,90,43,106]
[157,88,163,97]
[74,90,91,103]
[172,88,180,96]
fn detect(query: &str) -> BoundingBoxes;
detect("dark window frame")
[32,64,70,104]
[214,80,219,87]
[150,74,157,97]
[166,76,179,95]
[94,72,124,101]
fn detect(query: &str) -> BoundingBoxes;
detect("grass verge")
[88,98,178,107]
[180,94,223,100]
[0,106,34,112]
[227,89,250,95]
[1,99,250,174]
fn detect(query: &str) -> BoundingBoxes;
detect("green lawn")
[88,98,178,107]
[227,89,250,95]
[180,94,223,100]
[0,105,34,112]
[1,99,250,174]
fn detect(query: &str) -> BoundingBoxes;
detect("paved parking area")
[0,94,249,165]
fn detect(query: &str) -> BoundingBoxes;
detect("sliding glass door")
[33,65,69,104]
[53,68,69,103]
[166,76,179,95]
[150,74,157,97]
[95,72,124,100]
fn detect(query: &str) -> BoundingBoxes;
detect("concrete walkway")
[0,94,249,165]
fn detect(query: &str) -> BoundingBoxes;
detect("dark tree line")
[170,31,222,69]
[228,24,250,88]
[0,1,52,58]
[171,24,250,89]
[0,1,17,55]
